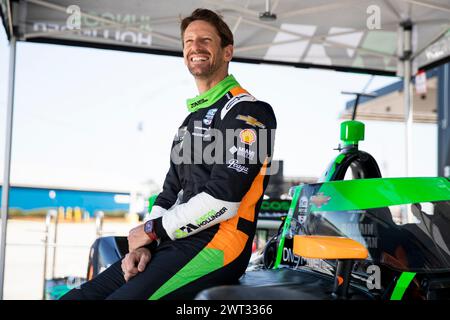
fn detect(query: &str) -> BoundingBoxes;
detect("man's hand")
[121,247,151,282]
[128,223,152,252]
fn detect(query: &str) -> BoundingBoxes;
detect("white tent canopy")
[1,0,449,299]
[1,0,449,74]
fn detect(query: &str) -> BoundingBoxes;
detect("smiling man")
[61,8,277,300]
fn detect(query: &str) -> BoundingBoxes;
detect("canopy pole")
[0,36,17,300]
[404,57,413,178]
[401,21,413,224]
[401,21,413,178]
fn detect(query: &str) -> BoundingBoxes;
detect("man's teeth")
[192,57,208,62]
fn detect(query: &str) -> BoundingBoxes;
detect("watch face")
[144,220,154,234]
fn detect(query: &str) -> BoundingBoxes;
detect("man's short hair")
[180,8,234,48]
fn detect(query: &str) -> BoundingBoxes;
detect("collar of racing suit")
[186,74,240,113]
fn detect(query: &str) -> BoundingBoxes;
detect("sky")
[0,26,437,193]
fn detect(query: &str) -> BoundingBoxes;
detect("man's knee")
[59,287,88,300]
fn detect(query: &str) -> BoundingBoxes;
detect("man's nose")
[191,39,204,51]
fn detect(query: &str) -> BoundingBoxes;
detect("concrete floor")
[3,219,136,300]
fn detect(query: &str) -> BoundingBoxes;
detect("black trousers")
[60,230,250,300]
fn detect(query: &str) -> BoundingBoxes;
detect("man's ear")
[223,45,233,62]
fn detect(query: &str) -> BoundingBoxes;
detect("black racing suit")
[61,74,277,300]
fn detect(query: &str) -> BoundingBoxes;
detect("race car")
[196,111,450,300]
[198,176,450,300]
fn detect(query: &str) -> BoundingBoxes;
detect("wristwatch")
[144,220,157,242]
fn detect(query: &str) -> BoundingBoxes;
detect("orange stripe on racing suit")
[206,160,268,265]
[230,86,249,97]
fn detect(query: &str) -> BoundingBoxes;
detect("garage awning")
[1,0,449,76]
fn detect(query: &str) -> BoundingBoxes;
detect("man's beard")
[187,60,220,78]
[187,49,223,79]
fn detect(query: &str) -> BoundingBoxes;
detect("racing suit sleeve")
[150,125,186,220]
[146,162,181,220]
[154,100,276,240]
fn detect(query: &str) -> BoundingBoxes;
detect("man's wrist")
[144,220,158,242]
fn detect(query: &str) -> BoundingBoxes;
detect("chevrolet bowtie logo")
[310,192,331,208]
[236,115,266,128]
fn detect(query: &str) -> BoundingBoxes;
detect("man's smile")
[190,55,210,63]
